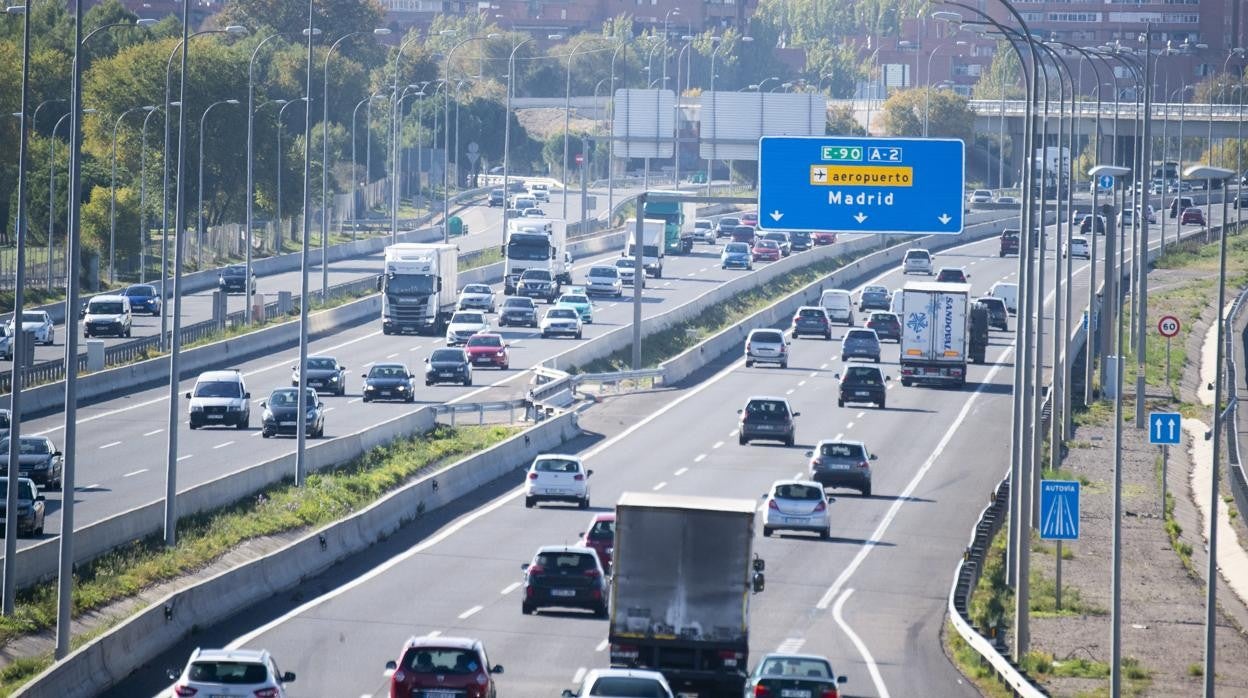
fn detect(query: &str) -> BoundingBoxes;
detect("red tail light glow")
[768,499,779,510]
[814,500,826,512]
[254,689,279,698]
[574,474,584,481]
[820,689,839,698]
[476,672,489,686]
[810,457,823,468]
[857,460,870,469]
[528,472,538,479]
[527,565,545,576]
[173,687,198,697]
[584,568,601,578]
[754,685,771,697]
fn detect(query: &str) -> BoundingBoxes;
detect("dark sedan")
[866,312,901,343]
[858,285,891,311]
[0,436,62,490]
[499,296,539,327]
[744,654,847,698]
[217,264,255,294]
[791,306,832,340]
[1182,207,1206,225]
[292,356,347,395]
[788,230,813,251]
[425,348,473,386]
[715,216,740,237]
[0,477,45,537]
[260,387,325,438]
[121,284,161,316]
[977,297,1009,331]
[361,363,416,402]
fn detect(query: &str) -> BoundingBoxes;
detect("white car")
[6,311,53,346]
[457,284,495,312]
[762,479,831,539]
[540,307,583,339]
[969,189,993,204]
[445,311,490,346]
[989,281,1019,315]
[528,183,550,202]
[902,249,933,275]
[693,218,716,244]
[186,369,250,430]
[523,207,547,218]
[562,668,675,698]
[167,648,295,698]
[585,266,623,297]
[524,454,592,508]
[615,257,645,288]
[1065,236,1091,259]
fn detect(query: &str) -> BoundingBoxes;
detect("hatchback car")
[556,292,594,323]
[169,648,295,698]
[521,545,609,616]
[745,328,790,368]
[585,266,624,297]
[808,439,876,497]
[260,387,324,439]
[744,654,848,698]
[936,267,970,283]
[82,295,132,338]
[540,307,584,339]
[693,218,717,244]
[818,289,854,326]
[562,668,673,698]
[6,311,53,346]
[999,229,1020,257]
[788,230,813,252]
[760,231,791,256]
[836,364,889,409]
[762,479,831,538]
[361,363,416,402]
[791,306,832,340]
[730,225,757,245]
[524,454,592,508]
[976,297,1009,331]
[752,239,782,262]
[384,636,502,698]
[186,369,250,429]
[457,284,496,312]
[614,257,645,287]
[0,477,44,537]
[498,296,539,328]
[1065,236,1091,259]
[488,188,505,206]
[715,216,740,237]
[292,355,347,395]
[841,328,881,363]
[721,242,753,270]
[738,396,799,446]
[445,311,490,346]
[528,183,550,202]
[1079,214,1107,235]
[121,283,162,316]
[811,231,838,246]
[578,512,615,574]
[866,312,901,343]
[1182,207,1206,225]
[902,249,933,275]
[425,348,473,386]
[858,285,891,312]
[739,211,759,227]
[217,264,256,294]
[0,436,62,489]
[465,333,509,370]
[969,189,993,203]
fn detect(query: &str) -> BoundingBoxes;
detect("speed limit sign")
[1158,315,1181,338]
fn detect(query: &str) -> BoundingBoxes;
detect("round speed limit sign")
[1157,315,1181,338]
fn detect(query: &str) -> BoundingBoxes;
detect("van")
[818,289,854,326]
[82,295,132,338]
[1169,196,1194,218]
[989,281,1018,315]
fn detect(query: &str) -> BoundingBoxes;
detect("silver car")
[585,266,623,297]
[693,218,716,243]
[614,257,645,288]
[6,311,53,346]
[745,328,789,369]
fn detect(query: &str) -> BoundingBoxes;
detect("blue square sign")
[757,136,966,235]
[1039,480,1080,541]
[1148,412,1182,445]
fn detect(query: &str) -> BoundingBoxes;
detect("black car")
[738,397,799,446]
[976,297,1009,331]
[121,284,162,316]
[260,387,325,438]
[836,364,889,408]
[716,216,740,237]
[488,188,505,207]
[999,229,1020,257]
[361,363,416,402]
[292,355,347,395]
[521,546,609,617]
[0,477,45,537]
[858,285,891,311]
[866,312,901,343]
[808,440,876,496]
[1079,214,1106,235]
[517,269,561,303]
[218,264,255,294]
[841,328,881,363]
[425,348,473,386]
[499,296,539,327]
[791,306,832,340]
[788,230,812,251]
[0,436,62,489]
[730,225,756,245]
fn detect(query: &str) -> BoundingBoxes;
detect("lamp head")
[932,10,961,23]
[4,5,26,15]
[135,18,157,27]
[373,28,392,36]
[548,33,564,40]
[225,99,240,105]
[741,36,754,43]
[225,25,249,35]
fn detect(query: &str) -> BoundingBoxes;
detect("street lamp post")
[138,107,162,284]
[295,0,315,488]
[196,99,239,270]
[923,40,967,137]
[562,38,597,221]
[110,105,156,285]
[389,29,429,244]
[276,98,306,251]
[673,36,693,186]
[660,8,680,88]
[444,35,500,238]
[245,31,287,326]
[502,37,541,245]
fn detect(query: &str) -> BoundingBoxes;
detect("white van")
[989,281,1019,315]
[818,289,854,326]
[82,295,132,338]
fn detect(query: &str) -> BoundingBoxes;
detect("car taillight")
[173,687,198,697]
[779,344,787,354]
[857,460,870,469]
[810,457,823,468]
[527,565,545,577]
[574,473,584,481]
[814,500,826,512]
[254,689,279,698]
[528,472,538,479]
[584,568,601,579]
[768,499,779,510]
[820,689,839,698]
[754,684,771,696]
[745,342,752,352]
[719,649,744,667]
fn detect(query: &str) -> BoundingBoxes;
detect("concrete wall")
[17,411,582,698]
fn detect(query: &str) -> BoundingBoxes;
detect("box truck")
[899,281,971,387]
[378,243,458,335]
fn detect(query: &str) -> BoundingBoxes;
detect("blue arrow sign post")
[757,136,966,235]
[1098,174,1114,191]
[1148,412,1182,445]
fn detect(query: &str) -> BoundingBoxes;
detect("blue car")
[721,242,753,270]
[122,284,161,316]
[555,292,593,324]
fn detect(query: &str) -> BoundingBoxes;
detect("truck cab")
[380,243,458,335]
[504,218,570,294]
[624,218,666,278]
[643,192,695,255]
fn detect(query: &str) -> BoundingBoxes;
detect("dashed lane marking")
[693,454,706,463]
[457,605,483,619]
[712,441,724,449]
[123,469,146,478]
[674,467,688,476]
[100,441,121,450]
[500,582,521,595]
[652,481,667,491]
[143,429,163,437]
[213,441,235,449]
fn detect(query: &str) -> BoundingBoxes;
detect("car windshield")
[534,457,580,473]
[222,267,246,277]
[88,302,125,315]
[588,677,668,697]
[821,442,865,460]
[401,648,482,674]
[0,413,9,429]
[20,313,45,323]
[0,438,49,455]
[758,657,833,678]
[549,309,577,319]
[306,358,336,370]
[845,330,876,342]
[268,389,298,407]
[588,267,616,278]
[385,275,436,295]
[193,381,241,398]
[615,259,636,269]
[369,365,408,379]
[563,295,589,305]
[0,480,35,501]
[534,552,596,571]
[587,519,614,541]
[751,331,784,343]
[451,313,483,325]
[522,270,552,281]
[725,243,748,253]
[790,232,810,241]
[123,286,155,297]
[463,285,491,295]
[844,367,882,384]
[467,335,501,348]
[775,483,823,500]
[764,233,786,242]
[430,349,464,362]
[756,241,778,249]
[503,297,534,308]
[507,234,551,260]
[695,221,712,229]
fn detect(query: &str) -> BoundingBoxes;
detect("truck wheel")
[578,497,589,510]
[745,360,753,368]
[738,435,748,445]
[821,527,831,540]
[861,484,872,497]
[382,327,392,335]
[879,399,886,410]
[655,269,662,279]
[901,378,912,387]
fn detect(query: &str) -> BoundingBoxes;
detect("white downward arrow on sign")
[938,213,951,224]
[854,212,867,224]
[770,210,784,221]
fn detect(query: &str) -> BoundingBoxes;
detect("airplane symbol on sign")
[812,167,828,182]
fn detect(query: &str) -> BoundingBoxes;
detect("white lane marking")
[387,353,398,359]
[457,605,483,619]
[662,281,671,287]
[595,639,608,652]
[856,411,865,418]
[143,429,164,437]
[80,483,100,490]
[349,398,362,404]
[833,588,890,698]
[833,433,844,441]
[728,429,737,437]
[652,481,667,491]
[816,352,1008,611]
[798,380,806,386]
[177,454,193,462]
[820,363,829,370]
[687,272,696,277]
[712,441,724,449]
[100,441,122,450]
[674,467,688,476]
[213,441,235,449]
[845,422,855,430]
[809,371,818,377]
[426,631,442,638]
[323,407,335,413]
[693,454,706,463]
[793,471,804,480]
[123,469,147,478]
[500,582,521,595]
[572,667,587,686]
[776,637,806,654]
[251,431,263,437]
[785,388,795,395]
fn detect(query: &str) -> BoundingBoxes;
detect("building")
[380,0,756,34]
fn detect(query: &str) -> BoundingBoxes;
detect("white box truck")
[503,218,570,294]
[623,218,666,278]
[379,243,458,335]
[899,281,971,387]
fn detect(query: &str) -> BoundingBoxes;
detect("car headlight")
[228,405,244,411]
[364,384,375,391]
[263,411,274,422]
[329,375,338,382]
[32,460,48,470]
[190,404,203,412]
[307,410,317,419]
[396,385,407,392]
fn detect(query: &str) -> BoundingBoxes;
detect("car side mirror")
[792,412,800,417]
[834,373,841,379]
[736,409,743,414]
[244,392,251,399]
[166,668,179,681]
[36,494,45,501]
[53,451,62,458]
[759,493,768,499]
[837,676,847,684]
[375,275,384,292]
[521,562,530,571]
[184,391,192,399]
[886,376,893,382]
[827,495,836,503]
[259,401,266,408]
[586,469,594,477]
[339,366,346,370]
[361,373,368,378]
[408,373,417,379]
[384,660,397,672]
[562,690,576,698]
[753,557,765,572]
[281,671,296,683]
[317,402,323,409]
[870,454,878,460]
[492,665,504,674]
[804,450,813,457]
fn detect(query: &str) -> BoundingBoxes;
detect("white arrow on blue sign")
[1098,174,1115,190]
[1040,480,1080,541]
[1148,412,1182,445]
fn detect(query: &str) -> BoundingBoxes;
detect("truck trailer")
[899,281,971,387]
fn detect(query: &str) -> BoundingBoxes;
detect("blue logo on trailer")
[1148,412,1182,445]
[1039,480,1080,541]
[758,136,966,235]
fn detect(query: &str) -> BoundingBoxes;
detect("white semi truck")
[503,218,570,295]
[379,243,458,335]
[899,281,971,387]
[623,218,666,278]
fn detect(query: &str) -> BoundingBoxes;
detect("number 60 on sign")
[1157,315,1180,338]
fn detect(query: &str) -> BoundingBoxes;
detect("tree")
[972,41,1024,100]
[804,40,861,98]
[1198,139,1248,174]
[879,87,973,142]
[80,184,140,266]
[1193,74,1248,105]
[216,0,384,40]
[826,105,865,136]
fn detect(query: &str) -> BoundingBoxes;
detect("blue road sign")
[1149,411,1182,445]
[1039,480,1080,541]
[757,136,966,235]
[1098,174,1115,190]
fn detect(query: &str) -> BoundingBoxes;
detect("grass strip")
[0,424,514,695]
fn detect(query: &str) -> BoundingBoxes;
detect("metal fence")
[1225,287,1248,526]
[0,245,69,292]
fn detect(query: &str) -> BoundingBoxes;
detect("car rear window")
[720,217,740,227]
[549,309,577,319]
[88,301,125,315]
[759,657,833,678]
[588,677,669,697]
[745,400,789,417]
[937,270,964,282]
[845,330,876,341]
[870,313,897,323]
[463,285,491,294]
[751,330,784,343]
[775,483,823,500]
[466,335,501,347]
[523,270,552,280]
[123,285,156,296]
[400,648,482,674]
[587,520,614,540]
[905,251,930,261]
[725,243,748,253]
[534,458,580,473]
[188,661,268,684]
[844,367,882,384]
[820,442,865,460]
[797,309,825,318]
[535,552,597,571]
[430,349,465,362]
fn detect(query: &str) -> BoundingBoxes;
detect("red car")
[740,211,759,227]
[578,512,615,573]
[385,636,503,698]
[752,240,782,262]
[464,332,510,369]
[812,231,838,246]
[1181,207,1206,226]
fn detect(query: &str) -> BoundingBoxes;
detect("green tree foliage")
[879,87,973,142]
[216,0,385,40]
[81,184,140,264]
[826,105,866,136]
[972,41,1024,100]
[1192,74,1248,104]
[804,40,862,98]
[1198,139,1248,173]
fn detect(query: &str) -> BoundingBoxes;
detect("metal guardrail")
[573,368,666,396]
[967,100,1247,120]
[1225,288,1248,524]
[432,399,533,426]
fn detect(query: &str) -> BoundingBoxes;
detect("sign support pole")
[1161,444,1168,515]
[1055,540,1062,612]
[1166,335,1172,395]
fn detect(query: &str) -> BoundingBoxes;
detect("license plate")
[855,391,870,396]
[424,691,457,698]
[279,421,295,427]
[551,589,576,597]
[207,414,223,420]
[440,372,453,377]
[783,517,806,524]
[379,390,391,396]
[781,690,812,698]
[545,488,570,494]
[832,462,851,469]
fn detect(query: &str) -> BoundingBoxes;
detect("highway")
[5,186,626,369]
[98,198,1217,697]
